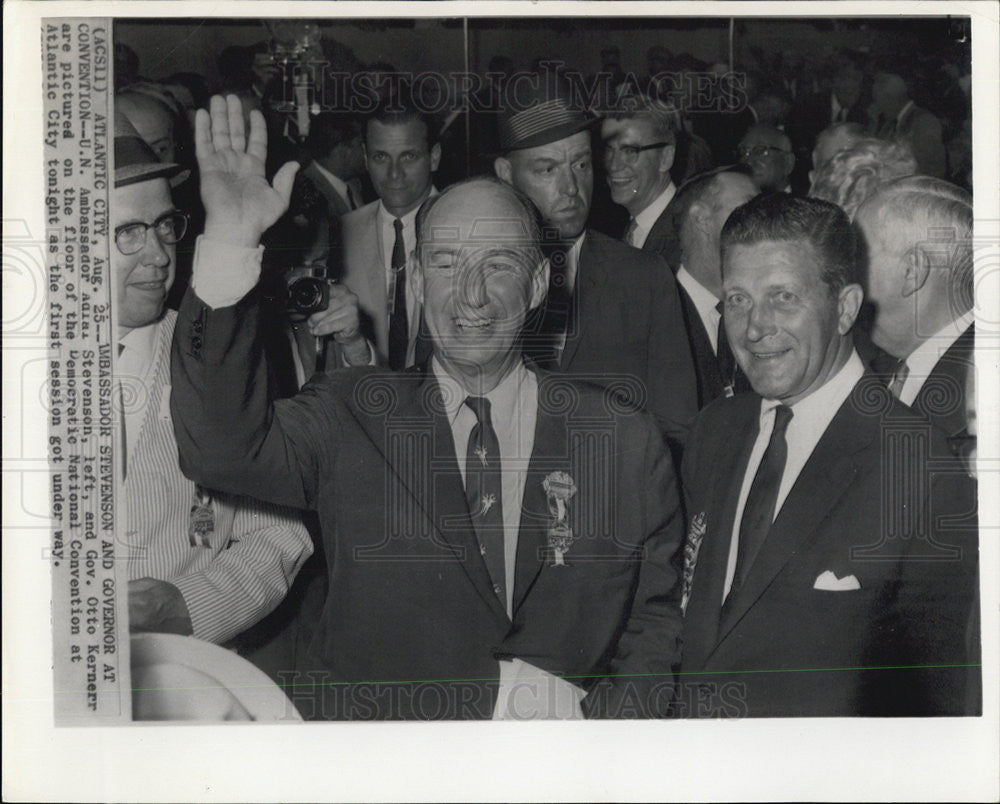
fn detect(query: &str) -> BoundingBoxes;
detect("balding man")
[854,176,974,461]
[738,124,795,193]
[671,165,759,407]
[171,95,685,719]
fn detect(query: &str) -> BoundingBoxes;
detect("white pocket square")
[813,570,861,591]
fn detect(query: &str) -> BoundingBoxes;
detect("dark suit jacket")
[530,230,698,462]
[912,325,974,452]
[675,282,749,409]
[639,201,682,270]
[171,287,685,719]
[678,375,979,717]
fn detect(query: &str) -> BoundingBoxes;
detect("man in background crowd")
[869,63,947,179]
[601,93,681,266]
[494,78,698,458]
[670,165,759,407]
[341,96,441,369]
[737,124,795,193]
[112,111,312,644]
[854,175,975,462]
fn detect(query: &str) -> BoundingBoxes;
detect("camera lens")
[288,277,324,311]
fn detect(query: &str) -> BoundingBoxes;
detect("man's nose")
[388,158,405,180]
[556,164,579,196]
[456,260,489,309]
[141,230,172,268]
[745,301,776,341]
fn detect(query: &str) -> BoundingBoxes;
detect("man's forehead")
[112,177,172,219]
[512,130,591,160]
[423,186,532,244]
[725,239,822,275]
[602,116,654,141]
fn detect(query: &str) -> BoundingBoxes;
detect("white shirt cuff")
[191,235,265,309]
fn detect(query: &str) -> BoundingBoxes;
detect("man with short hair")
[170,95,685,720]
[670,165,759,407]
[493,79,698,456]
[601,95,680,265]
[111,111,312,644]
[737,124,795,193]
[808,121,866,186]
[854,175,974,460]
[341,96,441,369]
[678,193,978,717]
[869,66,947,179]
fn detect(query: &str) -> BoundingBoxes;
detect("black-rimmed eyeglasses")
[603,142,672,166]
[114,211,189,256]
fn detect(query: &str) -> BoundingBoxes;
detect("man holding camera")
[171,95,684,719]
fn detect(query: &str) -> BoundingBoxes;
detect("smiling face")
[414,181,547,392]
[494,130,593,240]
[722,239,861,405]
[600,116,675,218]
[112,178,176,336]
[365,117,441,218]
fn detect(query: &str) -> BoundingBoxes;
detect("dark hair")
[415,175,545,263]
[672,163,755,233]
[306,112,361,159]
[604,89,678,146]
[720,193,861,294]
[364,94,441,148]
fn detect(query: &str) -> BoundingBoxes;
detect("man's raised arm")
[170,95,369,509]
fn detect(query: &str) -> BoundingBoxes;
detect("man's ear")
[690,199,712,237]
[494,156,512,184]
[902,246,931,298]
[836,282,864,334]
[659,144,676,175]
[429,142,442,173]
[530,256,550,310]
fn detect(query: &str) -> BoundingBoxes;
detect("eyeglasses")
[736,145,791,161]
[114,211,189,255]
[603,141,671,166]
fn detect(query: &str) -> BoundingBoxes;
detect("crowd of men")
[112,37,979,720]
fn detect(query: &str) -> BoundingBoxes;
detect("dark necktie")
[733,405,794,590]
[888,360,910,399]
[533,242,573,369]
[624,218,638,247]
[716,301,739,395]
[464,396,506,604]
[388,217,408,371]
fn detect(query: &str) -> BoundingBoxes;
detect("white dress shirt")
[897,311,974,407]
[431,358,585,718]
[723,350,865,600]
[630,182,676,248]
[676,263,721,354]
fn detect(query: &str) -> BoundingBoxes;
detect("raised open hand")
[195,94,299,247]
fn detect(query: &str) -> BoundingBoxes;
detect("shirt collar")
[119,320,158,365]
[904,311,974,382]
[378,186,438,229]
[431,356,530,429]
[633,182,676,238]
[759,348,866,430]
[676,264,720,319]
[311,161,350,206]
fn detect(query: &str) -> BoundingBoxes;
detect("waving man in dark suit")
[677,193,979,717]
[171,95,684,720]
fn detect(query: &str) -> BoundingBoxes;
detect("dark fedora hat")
[497,75,599,153]
[114,109,188,188]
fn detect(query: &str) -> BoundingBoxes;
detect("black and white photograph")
[3,1,998,801]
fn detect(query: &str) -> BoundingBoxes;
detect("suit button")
[191,336,202,350]
[192,320,203,333]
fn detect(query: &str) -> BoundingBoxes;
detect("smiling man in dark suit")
[493,77,698,459]
[677,193,979,717]
[171,95,684,720]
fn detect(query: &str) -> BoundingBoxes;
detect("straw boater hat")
[496,76,599,153]
[113,108,188,188]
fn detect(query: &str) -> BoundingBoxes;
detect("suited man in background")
[854,175,975,463]
[494,77,698,458]
[341,95,440,368]
[600,93,680,267]
[868,64,947,179]
[171,95,685,719]
[678,193,978,717]
[737,124,796,194]
[670,165,759,407]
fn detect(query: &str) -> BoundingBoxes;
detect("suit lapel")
[714,383,878,644]
[914,324,974,439]
[512,390,565,614]
[345,370,509,623]
[559,232,610,371]
[683,402,760,669]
